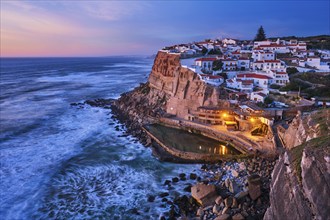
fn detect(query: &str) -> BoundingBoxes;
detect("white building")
[199,74,224,86]
[222,38,236,45]
[237,58,250,71]
[306,56,321,69]
[252,60,285,71]
[254,40,272,48]
[259,44,289,53]
[251,92,268,102]
[226,78,254,92]
[195,57,217,71]
[252,51,275,61]
[222,59,238,71]
[237,73,272,89]
[272,71,290,85]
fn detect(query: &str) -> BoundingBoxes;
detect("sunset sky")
[1,0,329,57]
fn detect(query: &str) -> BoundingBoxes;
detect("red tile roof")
[254,60,281,63]
[256,92,267,97]
[237,73,272,79]
[195,57,217,62]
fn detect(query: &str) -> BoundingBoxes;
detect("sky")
[1,0,329,57]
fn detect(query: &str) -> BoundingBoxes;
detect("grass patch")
[289,135,330,183]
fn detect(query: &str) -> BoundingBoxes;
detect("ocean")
[0,57,200,219]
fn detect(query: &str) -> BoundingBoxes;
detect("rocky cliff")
[279,109,330,149]
[264,109,330,220]
[112,51,227,140]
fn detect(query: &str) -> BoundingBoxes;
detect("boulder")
[216,213,230,220]
[232,213,245,220]
[212,204,221,214]
[191,183,218,207]
[234,190,249,201]
[247,174,261,200]
[231,169,239,177]
[238,162,246,171]
[190,173,197,180]
[224,196,233,208]
[215,196,223,205]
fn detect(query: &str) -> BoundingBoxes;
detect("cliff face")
[114,51,226,127]
[148,51,225,118]
[279,110,330,149]
[264,109,330,220]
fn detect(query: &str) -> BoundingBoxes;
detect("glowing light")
[223,113,227,117]
[199,146,202,150]
[250,118,255,122]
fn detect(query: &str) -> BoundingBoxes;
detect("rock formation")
[264,109,330,220]
[278,109,330,149]
[113,51,226,125]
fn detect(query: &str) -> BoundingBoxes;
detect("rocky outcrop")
[148,51,226,118]
[265,109,330,220]
[113,51,227,122]
[279,109,330,149]
[263,152,313,220]
[112,50,228,144]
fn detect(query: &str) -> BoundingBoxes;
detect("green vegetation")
[269,35,330,50]
[202,47,208,55]
[208,49,222,55]
[212,60,223,71]
[264,96,274,105]
[290,109,329,183]
[270,84,281,89]
[254,26,266,41]
[290,135,330,184]
[286,67,299,75]
[280,72,330,98]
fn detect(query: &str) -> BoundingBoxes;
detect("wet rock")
[224,196,233,208]
[191,183,218,207]
[147,195,155,202]
[247,174,262,200]
[215,196,223,205]
[179,173,186,178]
[164,180,171,185]
[172,177,179,183]
[235,190,249,201]
[212,204,221,214]
[196,207,204,216]
[239,162,246,171]
[216,213,230,220]
[159,192,169,198]
[232,213,245,220]
[190,173,197,180]
[232,169,239,177]
[184,184,192,192]
[225,178,239,194]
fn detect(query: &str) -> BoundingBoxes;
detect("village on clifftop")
[155,29,330,154]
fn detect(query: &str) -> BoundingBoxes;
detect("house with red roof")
[226,78,254,92]
[195,57,217,72]
[199,74,224,86]
[252,51,275,61]
[252,60,285,71]
[237,58,250,71]
[251,92,268,102]
[237,73,272,89]
[270,70,289,85]
[222,59,238,71]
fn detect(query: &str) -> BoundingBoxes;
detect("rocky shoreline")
[153,157,276,220]
[77,97,277,220]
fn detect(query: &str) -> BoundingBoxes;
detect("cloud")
[78,1,150,21]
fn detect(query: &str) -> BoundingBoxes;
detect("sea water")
[0,57,200,220]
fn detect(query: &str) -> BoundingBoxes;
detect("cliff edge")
[112,51,225,142]
[264,109,330,220]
